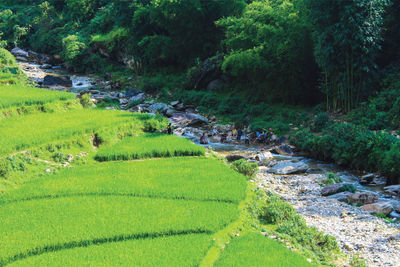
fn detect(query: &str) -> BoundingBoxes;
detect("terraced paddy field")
[0,85,74,109]
[95,133,205,161]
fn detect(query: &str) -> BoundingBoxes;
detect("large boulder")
[384,185,400,196]
[148,103,168,114]
[321,183,355,196]
[226,155,245,162]
[255,151,273,162]
[359,174,375,185]
[267,161,308,175]
[43,75,72,87]
[130,93,146,103]
[270,144,293,156]
[169,111,209,127]
[347,192,379,204]
[10,47,30,61]
[361,202,393,215]
[328,191,354,202]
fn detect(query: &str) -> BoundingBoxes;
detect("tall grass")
[95,133,205,161]
[0,110,153,156]
[215,232,313,267]
[0,158,247,204]
[0,196,238,265]
[0,85,75,109]
[8,234,212,267]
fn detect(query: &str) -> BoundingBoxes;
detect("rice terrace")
[1,0,400,266]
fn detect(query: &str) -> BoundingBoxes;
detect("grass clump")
[95,134,205,161]
[230,159,258,178]
[0,85,75,109]
[8,234,212,267]
[215,232,313,267]
[261,195,339,264]
[0,158,247,204]
[0,196,238,266]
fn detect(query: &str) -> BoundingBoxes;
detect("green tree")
[217,0,318,104]
[309,0,388,112]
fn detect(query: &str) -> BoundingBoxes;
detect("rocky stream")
[14,48,400,267]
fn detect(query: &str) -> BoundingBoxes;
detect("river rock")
[170,101,180,106]
[328,191,354,202]
[255,151,273,162]
[347,192,379,204]
[10,47,30,60]
[124,89,143,98]
[270,144,293,156]
[267,161,308,175]
[148,103,168,114]
[130,93,146,103]
[360,202,393,215]
[390,211,400,219]
[169,111,209,127]
[43,75,72,87]
[226,155,245,162]
[321,183,354,196]
[360,174,375,185]
[384,185,400,196]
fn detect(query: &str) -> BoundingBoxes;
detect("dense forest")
[1,0,400,183]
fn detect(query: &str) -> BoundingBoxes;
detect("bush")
[143,115,169,133]
[231,159,258,178]
[261,197,297,224]
[79,93,92,108]
[0,158,10,178]
[312,113,330,132]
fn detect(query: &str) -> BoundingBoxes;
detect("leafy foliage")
[231,159,258,178]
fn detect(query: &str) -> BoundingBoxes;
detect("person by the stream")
[232,128,237,139]
[237,128,243,141]
[167,123,173,135]
[200,133,208,144]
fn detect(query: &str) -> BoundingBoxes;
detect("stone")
[321,183,354,196]
[384,185,400,196]
[124,89,143,98]
[170,101,180,106]
[360,202,393,215]
[148,103,168,114]
[119,98,129,105]
[226,155,245,162]
[347,192,379,204]
[169,111,209,127]
[41,64,52,69]
[175,103,185,111]
[255,151,273,162]
[130,93,146,103]
[10,47,30,60]
[267,161,308,175]
[328,191,354,202]
[360,174,375,185]
[270,144,293,156]
[206,79,223,91]
[389,211,400,219]
[43,75,72,87]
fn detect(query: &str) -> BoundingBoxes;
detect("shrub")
[0,158,10,178]
[143,115,169,133]
[79,93,92,108]
[261,197,297,224]
[312,113,330,132]
[231,159,258,178]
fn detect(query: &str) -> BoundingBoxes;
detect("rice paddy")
[95,133,205,161]
[0,85,74,109]
[0,109,151,156]
[215,232,314,267]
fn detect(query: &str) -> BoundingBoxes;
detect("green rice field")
[0,109,151,156]
[215,232,313,267]
[0,55,320,265]
[0,85,74,109]
[95,133,205,161]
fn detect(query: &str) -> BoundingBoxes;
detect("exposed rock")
[119,98,129,105]
[384,185,400,196]
[124,89,143,98]
[267,161,308,175]
[361,202,393,215]
[170,101,180,106]
[255,151,273,162]
[226,155,245,162]
[169,111,209,127]
[130,93,146,103]
[10,47,30,60]
[360,174,375,185]
[43,75,72,87]
[175,103,185,111]
[270,144,293,156]
[321,183,354,196]
[390,211,400,219]
[347,192,379,204]
[41,64,52,69]
[328,191,354,202]
[148,103,168,114]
